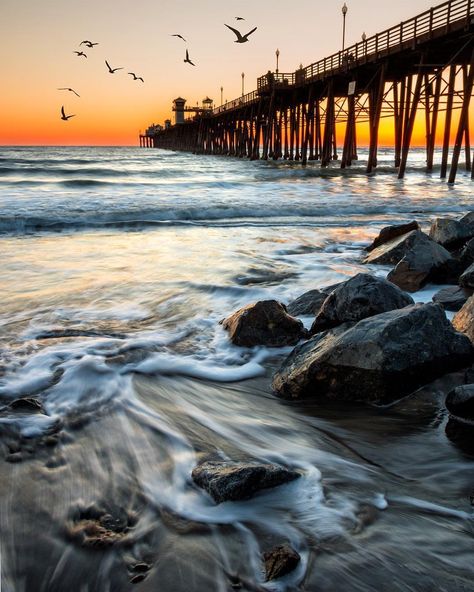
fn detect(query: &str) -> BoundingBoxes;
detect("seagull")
[58,87,80,97]
[224,24,257,43]
[235,16,245,20]
[80,40,98,48]
[74,51,87,58]
[171,34,186,42]
[60,106,75,121]
[105,60,123,73]
[184,49,195,66]
[128,72,144,82]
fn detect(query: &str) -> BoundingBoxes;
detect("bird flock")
[59,39,145,122]
[59,17,258,122]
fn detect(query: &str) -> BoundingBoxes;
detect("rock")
[386,237,453,292]
[366,221,419,252]
[191,460,300,504]
[311,273,413,334]
[445,384,474,421]
[453,295,474,342]
[429,217,474,249]
[432,286,472,312]
[458,237,474,269]
[221,300,307,347]
[445,418,474,457]
[263,544,301,581]
[460,211,474,226]
[287,289,328,317]
[272,303,473,403]
[459,263,474,289]
[8,397,45,414]
[67,502,137,548]
[364,230,452,276]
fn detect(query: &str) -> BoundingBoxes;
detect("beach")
[1,145,474,591]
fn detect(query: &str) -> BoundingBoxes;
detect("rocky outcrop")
[287,289,328,317]
[445,385,474,422]
[191,460,300,503]
[8,397,45,414]
[429,217,474,249]
[452,295,474,342]
[272,303,473,403]
[432,286,472,312]
[221,300,307,347]
[263,544,301,581]
[364,230,422,265]
[366,221,419,252]
[311,273,413,334]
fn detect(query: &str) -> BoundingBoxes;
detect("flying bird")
[224,24,257,43]
[184,49,195,66]
[60,106,75,121]
[80,40,99,48]
[74,51,87,58]
[105,60,123,73]
[58,87,80,97]
[128,72,144,82]
[235,16,245,20]
[171,34,186,42]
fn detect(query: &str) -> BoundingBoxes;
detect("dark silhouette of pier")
[141,0,474,183]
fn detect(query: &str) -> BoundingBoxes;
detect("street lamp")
[220,86,223,106]
[276,48,280,75]
[342,3,348,51]
[361,32,367,54]
[241,72,245,96]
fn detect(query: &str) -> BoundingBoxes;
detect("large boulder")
[429,217,474,249]
[364,230,422,265]
[311,273,413,334]
[386,237,453,292]
[452,295,474,342]
[287,289,328,317]
[263,545,301,581]
[458,237,474,269]
[272,303,473,403]
[221,300,307,347]
[445,385,474,422]
[191,460,300,503]
[366,221,419,252]
[432,286,472,312]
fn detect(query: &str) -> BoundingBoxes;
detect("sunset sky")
[1,0,470,146]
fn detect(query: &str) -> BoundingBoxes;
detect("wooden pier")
[141,0,474,183]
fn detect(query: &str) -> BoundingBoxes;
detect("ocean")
[0,145,473,591]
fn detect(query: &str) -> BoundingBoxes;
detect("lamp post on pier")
[275,48,280,74]
[241,72,245,96]
[342,3,348,51]
[220,86,223,106]
[361,31,367,53]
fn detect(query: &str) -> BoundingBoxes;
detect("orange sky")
[1,0,471,146]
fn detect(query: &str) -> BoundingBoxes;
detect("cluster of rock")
[219,212,474,411]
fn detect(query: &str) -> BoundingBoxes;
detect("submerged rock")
[432,286,471,312]
[263,544,301,581]
[366,221,419,252]
[311,273,413,334]
[429,217,474,249]
[452,295,474,343]
[222,300,307,347]
[287,289,328,317]
[445,385,474,421]
[272,303,473,403]
[8,397,46,414]
[191,460,300,504]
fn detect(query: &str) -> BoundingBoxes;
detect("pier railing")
[214,0,472,112]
